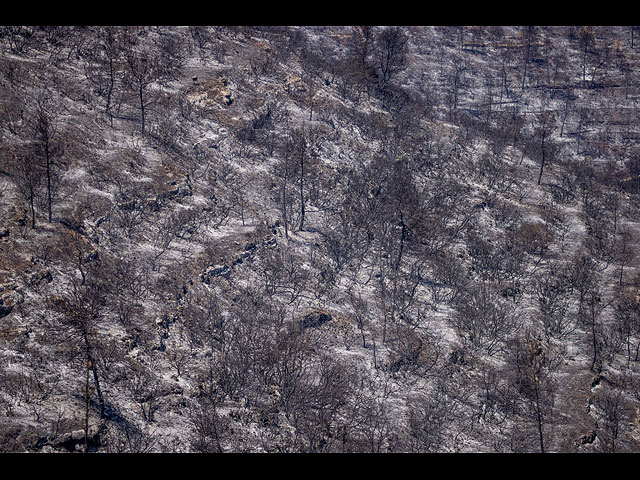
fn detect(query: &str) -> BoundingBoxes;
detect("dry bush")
[512,221,554,255]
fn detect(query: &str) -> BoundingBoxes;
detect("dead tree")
[33,92,64,223]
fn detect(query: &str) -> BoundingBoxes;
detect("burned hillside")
[1,25,640,453]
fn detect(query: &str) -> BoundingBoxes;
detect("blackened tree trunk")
[34,100,59,223]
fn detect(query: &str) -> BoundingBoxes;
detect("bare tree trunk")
[85,356,90,453]
[590,316,599,373]
[299,152,305,232]
[372,338,378,368]
[538,145,546,185]
[396,214,406,271]
[39,117,53,223]
[139,84,145,135]
[535,389,545,453]
[29,187,36,229]
[90,356,105,420]
[106,57,114,126]
[281,171,289,240]
[46,147,52,222]
[522,42,530,90]
[560,101,568,137]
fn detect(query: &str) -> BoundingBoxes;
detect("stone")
[206,264,231,279]
[1,290,23,309]
[300,311,332,329]
[579,430,597,445]
[0,304,12,318]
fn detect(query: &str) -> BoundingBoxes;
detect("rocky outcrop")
[578,429,597,445]
[35,427,101,453]
[200,231,277,285]
[202,264,231,284]
[300,310,332,329]
[26,267,52,287]
[185,76,233,109]
[0,283,24,319]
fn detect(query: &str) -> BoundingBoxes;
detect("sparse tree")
[348,26,376,101]
[451,283,517,356]
[520,26,539,90]
[48,265,111,451]
[374,26,409,104]
[505,331,560,453]
[188,394,228,453]
[122,47,166,135]
[4,144,44,229]
[85,26,124,126]
[612,288,640,365]
[32,92,64,223]
[578,26,596,88]
[533,110,556,185]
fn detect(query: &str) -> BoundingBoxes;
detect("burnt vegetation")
[1,25,640,453]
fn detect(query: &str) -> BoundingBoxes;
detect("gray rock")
[206,264,231,279]
[300,311,332,329]
[0,304,12,318]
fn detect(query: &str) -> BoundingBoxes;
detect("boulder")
[1,289,24,312]
[0,304,12,318]
[579,430,597,445]
[205,264,231,279]
[300,311,332,329]
[27,268,53,286]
